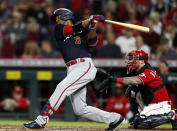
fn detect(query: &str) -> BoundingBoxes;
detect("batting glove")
[91,15,105,23]
[88,15,105,29]
[89,20,98,29]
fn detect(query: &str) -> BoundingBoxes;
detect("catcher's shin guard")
[134,112,173,129]
[171,110,177,130]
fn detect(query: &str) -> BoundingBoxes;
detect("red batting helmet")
[126,50,148,74]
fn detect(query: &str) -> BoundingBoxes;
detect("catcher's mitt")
[94,78,110,92]
[95,68,110,80]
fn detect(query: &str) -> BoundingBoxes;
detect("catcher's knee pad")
[134,112,173,129]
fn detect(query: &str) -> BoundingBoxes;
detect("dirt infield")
[0,126,173,131]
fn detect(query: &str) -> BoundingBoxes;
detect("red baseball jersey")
[137,68,170,104]
[106,94,130,118]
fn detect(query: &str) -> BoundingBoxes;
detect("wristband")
[73,22,85,32]
[116,78,124,84]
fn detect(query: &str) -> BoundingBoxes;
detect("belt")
[66,58,85,67]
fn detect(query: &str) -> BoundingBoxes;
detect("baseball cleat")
[24,121,44,129]
[171,110,177,130]
[105,115,124,131]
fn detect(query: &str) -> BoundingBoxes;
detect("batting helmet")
[126,50,148,74]
[50,8,74,22]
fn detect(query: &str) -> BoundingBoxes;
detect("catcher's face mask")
[126,50,148,74]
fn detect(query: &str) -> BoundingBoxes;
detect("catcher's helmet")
[126,50,148,74]
[50,8,74,22]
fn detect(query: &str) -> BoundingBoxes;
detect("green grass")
[0,120,107,127]
[0,120,172,128]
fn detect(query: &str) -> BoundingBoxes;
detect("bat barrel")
[105,20,150,33]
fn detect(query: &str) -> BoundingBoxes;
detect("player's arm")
[111,76,143,86]
[120,76,142,86]
[63,15,105,36]
[86,27,97,47]
[85,15,105,47]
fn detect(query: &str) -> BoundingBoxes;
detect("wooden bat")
[105,19,150,33]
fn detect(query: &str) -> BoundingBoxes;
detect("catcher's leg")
[133,112,173,129]
[70,87,122,124]
[171,109,177,130]
[133,101,172,129]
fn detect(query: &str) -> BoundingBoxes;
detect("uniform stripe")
[53,62,91,110]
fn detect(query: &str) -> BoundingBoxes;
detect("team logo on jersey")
[150,71,156,78]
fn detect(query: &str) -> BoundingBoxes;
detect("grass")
[0,120,172,129]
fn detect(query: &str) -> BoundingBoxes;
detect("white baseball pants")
[35,58,121,126]
[140,101,171,116]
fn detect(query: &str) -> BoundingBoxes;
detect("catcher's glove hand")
[95,68,109,80]
[94,68,117,92]
[94,78,109,92]
[95,68,116,81]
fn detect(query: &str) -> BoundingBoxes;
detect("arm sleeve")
[137,70,155,85]
[55,23,86,40]
[63,24,89,36]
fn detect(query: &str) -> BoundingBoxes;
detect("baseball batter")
[109,50,177,129]
[24,8,124,131]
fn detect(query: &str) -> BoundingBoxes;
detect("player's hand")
[88,15,105,29]
[90,15,105,24]
[89,20,97,29]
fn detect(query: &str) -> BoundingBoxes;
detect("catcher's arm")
[122,76,142,86]
[111,76,142,86]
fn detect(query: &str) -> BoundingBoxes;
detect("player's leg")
[70,87,124,130]
[133,111,173,129]
[133,101,173,129]
[24,61,97,128]
[171,109,177,130]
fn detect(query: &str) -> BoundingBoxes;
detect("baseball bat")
[105,19,150,33]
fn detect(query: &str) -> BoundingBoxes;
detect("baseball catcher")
[114,50,177,129]
[96,50,177,130]
[24,8,124,131]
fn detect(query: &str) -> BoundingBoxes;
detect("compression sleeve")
[63,22,85,36]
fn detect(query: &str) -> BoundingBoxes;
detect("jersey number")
[74,36,81,45]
